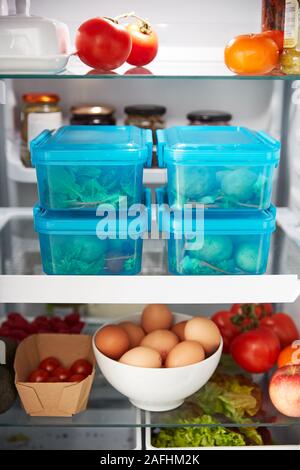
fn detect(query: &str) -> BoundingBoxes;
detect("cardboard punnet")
[14,333,95,417]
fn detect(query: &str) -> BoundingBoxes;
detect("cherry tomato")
[211,310,240,353]
[39,357,61,374]
[277,342,300,368]
[68,374,86,382]
[224,34,279,75]
[52,367,71,382]
[28,369,49,383]
[76,17,132,70]
[47,376,59,383]
[231,303,273,319]
[261,30,284,52]
[230,327,280,373]
[126,23,158,66]
[260,313,299,349]
[71,359,93,376]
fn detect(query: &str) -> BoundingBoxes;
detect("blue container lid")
[34,188,151,236]
[156,188,276,234]
[157,126,280,166]
[31,126,153,166]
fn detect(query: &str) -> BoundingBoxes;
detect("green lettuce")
[152,415,246,448]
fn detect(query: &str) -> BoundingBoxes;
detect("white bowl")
[93,313,223,412]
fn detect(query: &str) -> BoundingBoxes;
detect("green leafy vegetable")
[152,415,246,448]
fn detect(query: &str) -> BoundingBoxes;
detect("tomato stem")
[114,11,152,34]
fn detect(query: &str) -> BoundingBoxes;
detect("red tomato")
[260,313,299,349]
[231,303,273,318]
[126,23,158,66]
[47,376,59,383]
[261,30,284,52]
[52,367,71,382]
[211,310,240,353]
[68,374,86,382]
[28,369,49,383]
[224,34,279,75]
[71,359,93,376]
[230,327,280,373]
[76,17,132,70]
[39,357,61,374]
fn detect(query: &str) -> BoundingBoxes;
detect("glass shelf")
[1,53,299,80]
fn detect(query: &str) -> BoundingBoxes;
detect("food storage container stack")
[30,125,152,275]
[156,126,280,275]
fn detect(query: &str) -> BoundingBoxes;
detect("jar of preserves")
[281,0,300,74]
[262,0,285,31]
[187,110,232,126]
[70,105,116,125]
[21,93,62,167]
[124,105,166,167]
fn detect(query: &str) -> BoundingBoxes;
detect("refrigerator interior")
[0,0,300,451]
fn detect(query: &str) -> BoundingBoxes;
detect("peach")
[269,365,300,417]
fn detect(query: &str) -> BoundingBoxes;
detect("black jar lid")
[124,105,166,116]
[187,110,232,123]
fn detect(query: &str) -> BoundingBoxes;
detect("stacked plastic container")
[156,126,280,275]
[31,126,152,275]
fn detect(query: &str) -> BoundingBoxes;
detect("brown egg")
[118,321,145,348]
[165,341,205,368]
[119,346,162,368]
[171,321,187,341]
[141,304,173,333]
[184,317,221,355]
[140,330,179,361]
[95,325,130,360]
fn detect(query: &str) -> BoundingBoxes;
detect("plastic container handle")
[156,129,166,168]
[145,129,153,168]
[30,129,54,167]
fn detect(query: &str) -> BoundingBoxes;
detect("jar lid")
[124,105,166,116]
[187,110,232,123]
[23,93,60,104]
[71,105,115,116]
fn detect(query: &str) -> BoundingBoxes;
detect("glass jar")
[124,105,166,167]
[262,0,285,31]
[281,0,300,74]
[21,93,62,168]
[70,105,116,125]
[187,110,232,126]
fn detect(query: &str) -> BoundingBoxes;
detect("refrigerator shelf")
[0,208,299,304]
[0,50,299,80]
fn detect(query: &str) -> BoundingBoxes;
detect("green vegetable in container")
[220,168,257,203]
[234,243,260,273]
[189,235,233,263]
[152,415,246,448]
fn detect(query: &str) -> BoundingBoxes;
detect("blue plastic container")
[31,126,152,210]
[34,189,151,275]
[157,126,280,210]
[156,188,276,275]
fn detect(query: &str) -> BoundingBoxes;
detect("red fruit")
[70,322,85,334]
[39,357,61,374]
[7,313,30,331]
[52,367,71,382]
[9,329,28,341]
[260,313,299,349]
[76,17,132,70]
[230,327,280,373]
[269,365,300,417]
[28,369,49,382]
[231,303,273,319]
[47,376,59,382]
[0,327,12,337]
[211,310,240,353]
[65,313,80,326]
[68,374,86,382]
[71,359,93,376]
[126,22,158,67]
